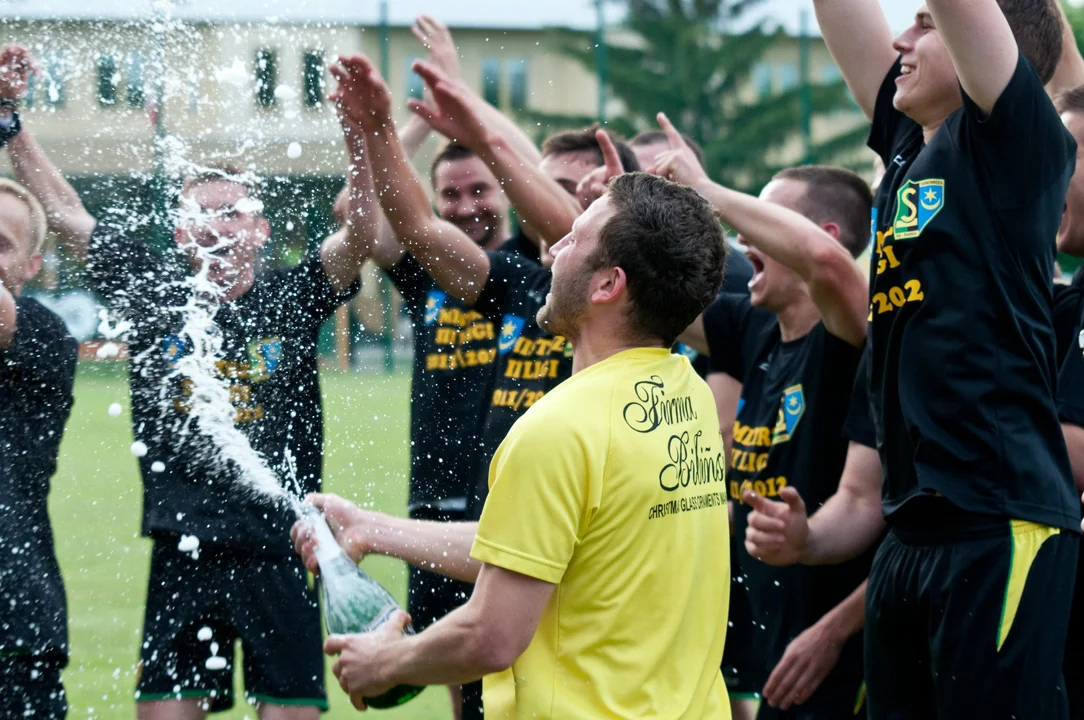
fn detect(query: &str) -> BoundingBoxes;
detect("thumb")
[387,609,412,634]
[778,486,806,515]
[305,493,329,511]
[742,488,783,517]
[324,634,348,656]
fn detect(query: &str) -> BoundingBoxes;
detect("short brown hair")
[630,130,707,169]
[0,178,47,255]
[181,162,260,199]
[1057,85,1084,115]
[430,141,478,183]
[541,126,641,172]
[591,172,726,346]
[773,166,872,259]
[999,0,1062,84]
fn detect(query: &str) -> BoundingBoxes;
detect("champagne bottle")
[302,505,424,709]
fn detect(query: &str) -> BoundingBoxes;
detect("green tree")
[536,0,868,192]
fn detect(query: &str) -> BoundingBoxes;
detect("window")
[506,58,527,110]
[481,58,501,106]
[752,62,772,98]
[126,51,145,108]
[778,63,799,92]
[303,51,324,107]
[98,56,117,106]
[255,49,278,108]
[39,52,65,107]
[405,57,424,100]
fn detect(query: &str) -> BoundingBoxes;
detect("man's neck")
[568,318,662,375]
[775,299,821,343]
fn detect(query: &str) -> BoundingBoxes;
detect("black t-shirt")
[85,222,357,553]
[0,296,77,662]
[866,56,1078,531]
[844,348,878,450]
[705,293,872,694]
[466,252,573,519]
[677,250,755,377]
[1053,281,1084,429]
[388,254,499,511]
[498,229,541,264]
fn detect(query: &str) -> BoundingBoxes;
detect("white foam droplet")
[96,342,120,359]
[130,441,148,457]
[151,461,166,473]
[177,535,200,552]
[274,84,296,100]
[205,656,228,671]
[197,626,213,642]
[209,641,219,654]
[108,403,123,417]
[286,142,302,159]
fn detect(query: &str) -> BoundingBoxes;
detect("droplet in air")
[130,441,148,457]
[210,641,220,654]
[151,461,166,473]
[197,627,213,642]
[108,403,123,417]
[96,342,120,359]
[177,535,200,553]
[205,656,228,671]
[286,142,302,159]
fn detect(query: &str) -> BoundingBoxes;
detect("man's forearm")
[357,512,482,583]
[816,579,867,641]
[376,602,499,688]
[477,132,580,245]
[7,130,96,261]
[803,488,884,565]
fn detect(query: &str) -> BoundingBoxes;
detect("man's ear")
[820,222,842,242]
[590,265,627,306]
[23,251,42,283]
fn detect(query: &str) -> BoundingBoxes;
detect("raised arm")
[1047,3,1084,98]
[331,54,490,304]
[925,0,1020,115]
[409,61,581,246]
[319,112,379,292]
[812,0,898,120]
[651,115,867,347]
[0,45,96,261]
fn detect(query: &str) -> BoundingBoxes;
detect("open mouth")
[747,253,765,292]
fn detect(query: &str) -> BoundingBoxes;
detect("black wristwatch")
[0,99,21,148]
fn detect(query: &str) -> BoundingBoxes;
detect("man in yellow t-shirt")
[294,170,732,718]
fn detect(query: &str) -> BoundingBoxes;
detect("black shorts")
[0,656,66,719]
[1064,534,1084,719]
[722,543,760,700]
[406,507,481,720]
[866,522,1078,720]
[135,538,326,712]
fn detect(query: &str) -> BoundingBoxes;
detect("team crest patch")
[893,179,944,240]
[162,334,187,369]
[248,337,283,382]
[772,384,805,445]
[424,290,446,326]
[498,315,525,355]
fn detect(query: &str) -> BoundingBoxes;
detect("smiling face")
[433,155,510,248]
[891,6,962,129]
[0,192,40,295]
[174,179,270,292]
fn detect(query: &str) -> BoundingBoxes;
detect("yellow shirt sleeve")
[471,411,600,584]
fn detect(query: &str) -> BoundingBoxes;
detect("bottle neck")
[302,505,351,568]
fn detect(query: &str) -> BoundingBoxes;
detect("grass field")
[50,362,452,719]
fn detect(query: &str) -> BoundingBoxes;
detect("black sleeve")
[0,298,77,490]
[960,55,1077,209]
[272,254,361,332]
[386,253,429,312]
[867,57,921,166]
[1053,284,1084,364]
[84,218,180,321]
[473,251,549,321]
[843,346,877,449]
[703,293,756,381]
[1059,343,1084,427]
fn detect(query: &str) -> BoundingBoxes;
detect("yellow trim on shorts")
[853,682,867,715]
[997,520,1060,652]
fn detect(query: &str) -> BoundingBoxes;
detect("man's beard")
[537,265,592,339]
[449,212,500,247]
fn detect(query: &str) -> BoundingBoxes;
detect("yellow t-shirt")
[471,347,732,719]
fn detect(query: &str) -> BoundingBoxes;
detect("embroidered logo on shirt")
[162,334,187,369]
[893,179,944,240]
[772,384,806,444]
[248,337,283,382]
[498,315,525,355]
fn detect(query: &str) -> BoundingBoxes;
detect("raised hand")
[647,112,710,188]
[329,55,393,134]
[0,44,37,102]
[412,15,462,82]
[291,492,371,573]
[575,129,626,209]
[407,60,490,150]
[741,486,809,566]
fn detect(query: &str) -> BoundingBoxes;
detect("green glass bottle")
[302,505,424,709]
